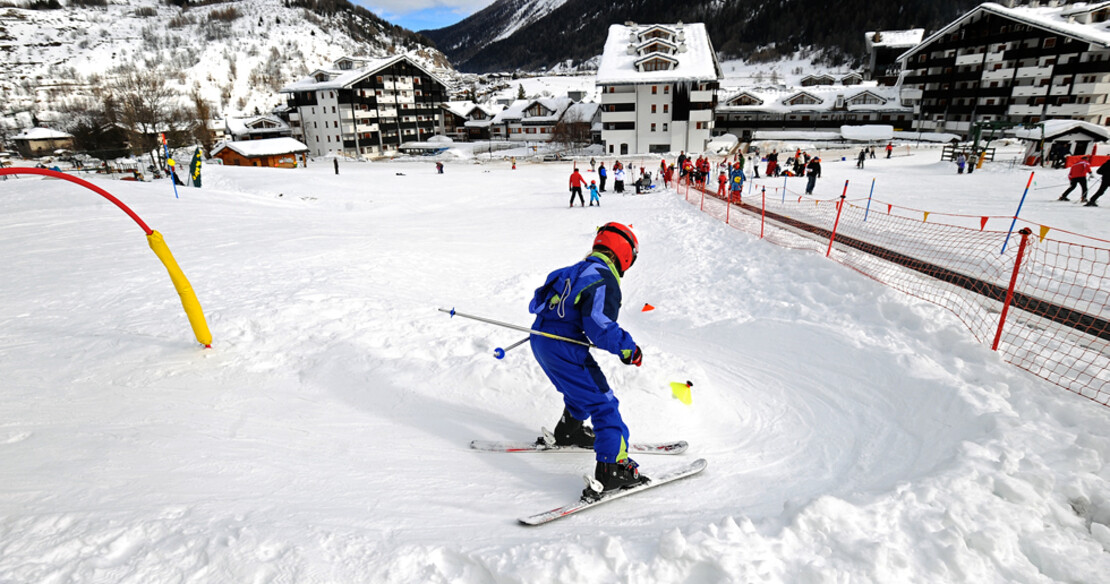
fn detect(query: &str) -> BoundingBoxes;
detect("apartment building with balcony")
[280,55,447,157]
[596,22,722,155]
[898,1,1110,136]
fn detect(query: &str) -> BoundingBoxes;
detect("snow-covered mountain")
[0,0,454,132]
[418,0,570,68]
[423,0,981,73]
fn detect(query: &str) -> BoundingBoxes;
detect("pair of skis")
[470,428,707,525]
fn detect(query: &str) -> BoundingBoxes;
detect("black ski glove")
[620,346,642,367]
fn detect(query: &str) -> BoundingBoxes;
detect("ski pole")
[493,336,530,360]
[439,308,594,348]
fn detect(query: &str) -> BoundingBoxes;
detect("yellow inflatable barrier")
[2,166,213,348]
[147,231,212,347]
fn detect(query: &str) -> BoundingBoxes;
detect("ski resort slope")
[1,150,1109,583]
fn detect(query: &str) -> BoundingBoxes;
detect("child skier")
[528,223,646,498]
[588,180,601,206]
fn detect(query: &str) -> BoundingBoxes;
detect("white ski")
[470,427,687,455]
[518,458,708,526]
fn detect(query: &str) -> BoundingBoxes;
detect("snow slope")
[1,148,1109,582]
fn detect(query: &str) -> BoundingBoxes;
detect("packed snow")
[2,144,1109,582]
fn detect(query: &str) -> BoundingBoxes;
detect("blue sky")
[354,0,497,32]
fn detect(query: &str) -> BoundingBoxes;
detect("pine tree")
[517,84,526,100]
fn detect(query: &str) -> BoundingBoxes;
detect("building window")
[651,123,656,132]
[664,85,670,94]
[663,123,668,132]
[663,104,669,113]
[1044,37,1056,48]
[651,104,657,113]
[609,87,615,93]
[652,85,657,94]
[377,76,383,83]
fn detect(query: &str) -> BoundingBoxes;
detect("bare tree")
[551,109,591,150]
[190,89,216,153]
[107,66,179,170]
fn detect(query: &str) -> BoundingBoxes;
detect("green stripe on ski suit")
[588,251,622,284]
[572,252,621,305]
[617,436,629,461]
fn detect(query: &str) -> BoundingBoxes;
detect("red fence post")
[760,187,766,239]
[700,184,705,211]
[825,190,848,258]
[726,191,731,224]
[992,227,1033,351]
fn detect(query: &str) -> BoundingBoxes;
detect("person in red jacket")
[569,167,588,207]
[717,170,727,198]
[1059,156,1092,202]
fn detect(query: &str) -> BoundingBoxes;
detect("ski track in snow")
[1,150,1109,583]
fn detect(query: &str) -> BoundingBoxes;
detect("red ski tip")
[642,303,655,312]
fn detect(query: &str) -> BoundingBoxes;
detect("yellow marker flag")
[1039,225,1051,242]
[670,381,692,405]
[923,211,930,223]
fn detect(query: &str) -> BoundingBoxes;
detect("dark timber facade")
[898,3,1110,137]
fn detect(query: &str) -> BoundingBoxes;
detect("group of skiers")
[953,151,980,174]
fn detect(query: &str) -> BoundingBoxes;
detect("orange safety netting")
[678,175,1110,406]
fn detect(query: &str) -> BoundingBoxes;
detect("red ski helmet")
[593,222,638,274]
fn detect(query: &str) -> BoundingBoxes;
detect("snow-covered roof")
[13,127,72,140]
[596,23,721,85]
[564,102,599,123]
[864,29,925,50]
[225,115,289,138]
[717,84,908,114]
[491,98,573,124]
[280,54,446,93]
[1009,119,1110,141]
[211,138,308,158]
[900,2,1110,62]
[442,101,479,119]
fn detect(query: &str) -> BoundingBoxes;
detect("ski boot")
[582,457,649,501]
[553,408,595,448]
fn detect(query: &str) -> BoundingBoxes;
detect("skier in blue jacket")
[528,222,646,497]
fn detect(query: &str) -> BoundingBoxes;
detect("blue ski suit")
[529,252,637,463]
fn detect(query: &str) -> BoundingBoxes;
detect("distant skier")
[1059,156,1092,202]
[598,162,608,192]
[588,180,601,206]
[528,222,646,498]
[569,167,587,207]
[729,162,745,201]
[805,156,822,195]
[857,149,867,169]
[614,166,625,193]
[886,142,894,158]
[956,152,966,174]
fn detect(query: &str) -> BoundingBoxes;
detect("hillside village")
[4,1,1110,172]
